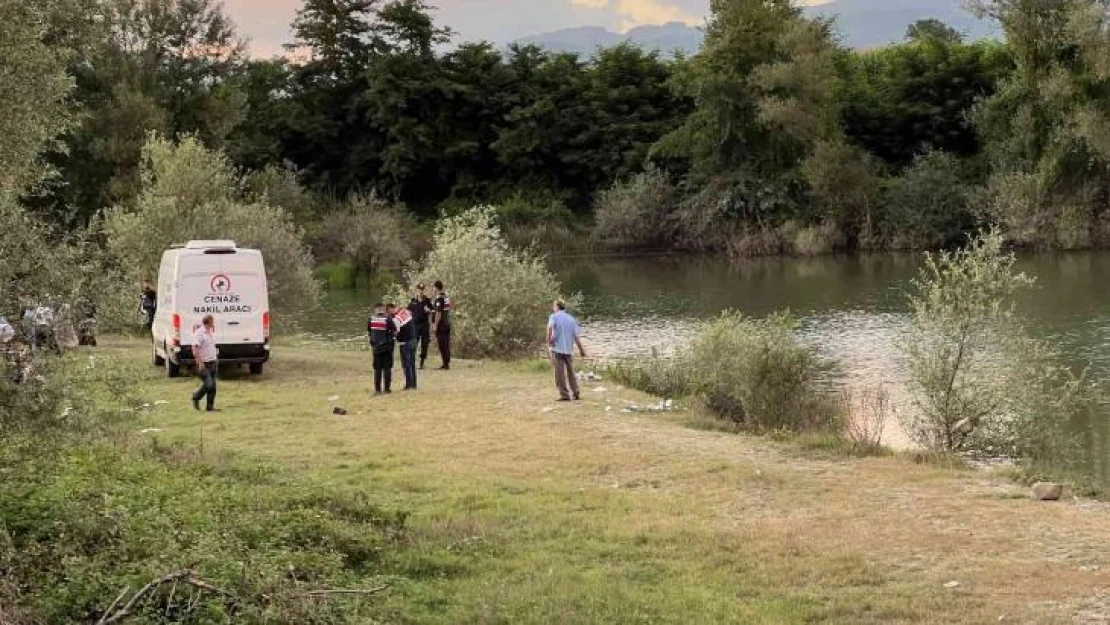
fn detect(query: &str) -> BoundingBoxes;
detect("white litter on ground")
[140,428,163,434]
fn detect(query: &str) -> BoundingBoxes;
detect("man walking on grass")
[547,300,586,402]
[191,315,219,412]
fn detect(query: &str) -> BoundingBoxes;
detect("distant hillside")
[513,0,999,56]
[514,22,699,57]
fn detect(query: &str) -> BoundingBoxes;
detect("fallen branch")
[97,570,238,624]
[303,585,390,598]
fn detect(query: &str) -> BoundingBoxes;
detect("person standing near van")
[547,300,586,402]
[191,315,219,412]
[409,283,433,369]
[140,284,157,331]
[368,303,397,394]
[432,280,452,370]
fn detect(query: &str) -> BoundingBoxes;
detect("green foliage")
[34,0,247,227]
[319,195,413,282]
[489,194,583,252]
[0,0,75,193]
[0,441,406,624]
[801,140,880,243]
[613,312,836,432]
[880,150,976,248]
[970,0,1110,249]
[900,232,1035,452]
[593,166,677,249]
[686,312,835,431]
[104,135,320,319]
[840,37,1013,167]
[399,206,574,359]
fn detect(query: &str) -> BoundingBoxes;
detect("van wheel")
[152,341,165,367]
[166,349,181,378]
[249,362,264,376]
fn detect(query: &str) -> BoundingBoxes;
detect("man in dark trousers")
[409,283,433,369]
[547,300,587,401]
[392,302,417,390]
[191,315,219,412]
[368,302,397,394]
[140,283,157,331]
[432,280,452,370]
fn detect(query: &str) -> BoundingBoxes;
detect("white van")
[151,240,271,377]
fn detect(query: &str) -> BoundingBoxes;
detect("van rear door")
[181,269,266,345]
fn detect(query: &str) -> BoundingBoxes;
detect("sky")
[223,0,834,58]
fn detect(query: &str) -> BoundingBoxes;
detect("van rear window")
[203,250,236,255]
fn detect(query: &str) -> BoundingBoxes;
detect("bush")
[0,443,407,624]
[784,219,843,256]
[841,384,892,454]
[612,312,836,432]
[104,135,321,319]
[318,194,413,286]
[686,312,835,431]
[492,194,582,252]
[801,139,880,244]
[593,166,676,249]
[880,150,975,249]
[398,206,575,359]
[0,348,410,624]
[900,232,1034,452]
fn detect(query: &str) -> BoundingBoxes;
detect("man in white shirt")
[191,315,219,412]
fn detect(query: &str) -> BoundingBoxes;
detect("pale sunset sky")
[223,0,834,57]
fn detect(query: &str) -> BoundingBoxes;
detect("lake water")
[302,252,1110,476]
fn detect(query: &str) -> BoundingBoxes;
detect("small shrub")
[841,383,891,453]
[899,231,1033,453]
[789,220,842,255]
[611,312,835,433]
[318,194,414,284]
[723,223,786,258]
[593,166,676,249]
[685,312,835,431]
[398,206,576,359]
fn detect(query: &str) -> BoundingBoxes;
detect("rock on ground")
[1033,482,1064,501]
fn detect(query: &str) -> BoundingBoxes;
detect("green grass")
[6,338,1110,623]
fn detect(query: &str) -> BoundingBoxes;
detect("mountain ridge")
[513,0,1000,56]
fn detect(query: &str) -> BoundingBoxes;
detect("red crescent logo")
[210,274,231,293]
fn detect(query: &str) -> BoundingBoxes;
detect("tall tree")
[0,0,76,193]
[34,0,247,227]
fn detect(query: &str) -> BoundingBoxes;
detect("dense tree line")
[16,0,1110,255]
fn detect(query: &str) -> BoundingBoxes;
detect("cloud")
[569,0,701,30]
[572,0,701,30]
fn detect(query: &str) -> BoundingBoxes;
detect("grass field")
[104,338,1110,624]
